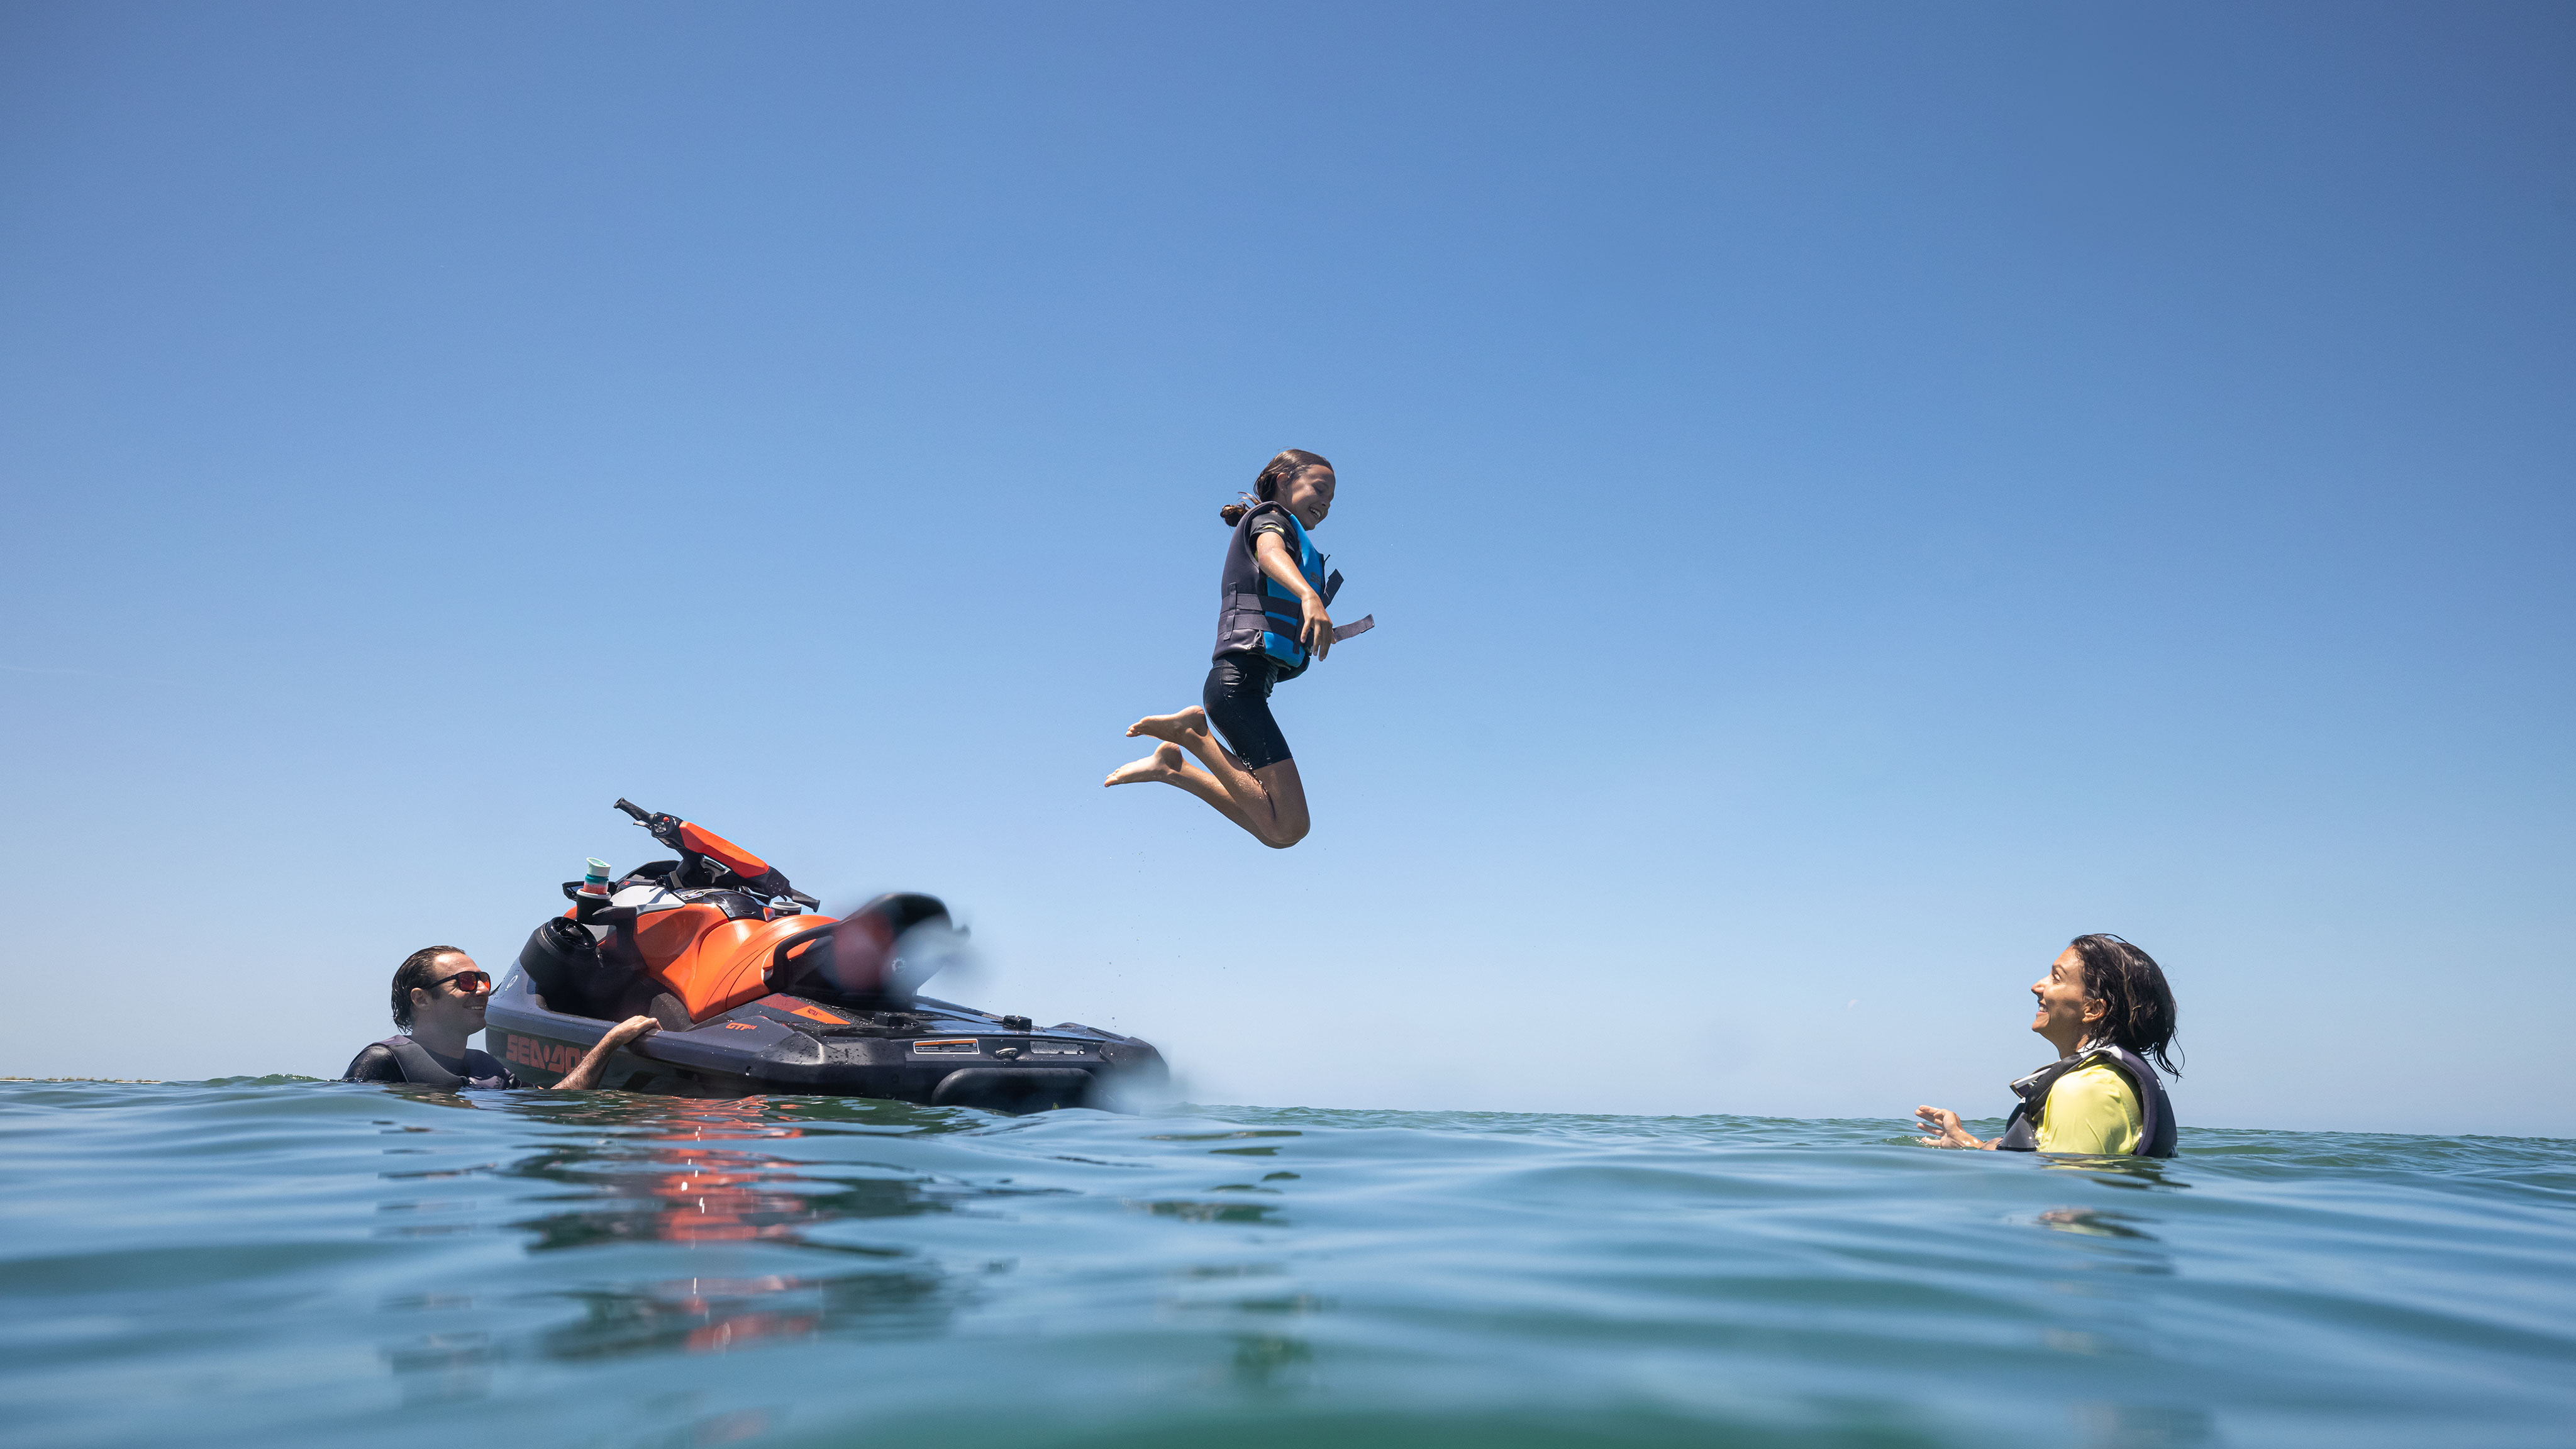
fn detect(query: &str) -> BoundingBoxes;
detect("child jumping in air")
[1107,448,1367,848]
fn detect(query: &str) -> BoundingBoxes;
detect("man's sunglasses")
[430,969,492,994]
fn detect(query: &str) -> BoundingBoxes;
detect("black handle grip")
[613,798,652,824]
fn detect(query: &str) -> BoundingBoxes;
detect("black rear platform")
[481,968,1166,1111]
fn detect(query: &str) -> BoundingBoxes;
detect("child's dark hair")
[1219,448,1333,526]
[2068,933,2182,1077]
[391,945,466,1030]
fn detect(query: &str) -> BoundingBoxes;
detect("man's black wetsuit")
[343,1035,519,1090]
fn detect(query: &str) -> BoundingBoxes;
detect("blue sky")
[3,3,2568,1135]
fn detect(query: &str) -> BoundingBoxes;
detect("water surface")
[3,1080,2569,1447]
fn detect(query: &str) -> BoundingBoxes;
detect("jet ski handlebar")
[614,797,689,851]
[610,797,820,909]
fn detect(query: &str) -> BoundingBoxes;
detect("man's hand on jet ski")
[553,1014,660,1091]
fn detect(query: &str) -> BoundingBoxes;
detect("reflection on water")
[2036,1155,2187,1191]
[2074,1401,2219,1449]
[2035,1208,2158,1241]
[543,1267,953,1360]
[1228,1331,1316,1392]
[384,1329,492,1405]
[494,1097,975,1362]
[1133,1197,1282,1224]
[507,1097,953,1245]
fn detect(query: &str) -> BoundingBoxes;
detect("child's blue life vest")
[1213,501,1342,680]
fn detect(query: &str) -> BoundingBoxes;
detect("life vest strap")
[375,1035,511,1091]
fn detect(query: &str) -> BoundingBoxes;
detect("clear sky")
[3,3,2568,1136]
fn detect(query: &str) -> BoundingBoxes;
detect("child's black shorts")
[1203,655,1290,770]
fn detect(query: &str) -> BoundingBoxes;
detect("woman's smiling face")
[2029,947,2104,1053]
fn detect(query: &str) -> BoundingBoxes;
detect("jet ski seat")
[515,916,676,1024]
[518,886,962,1027]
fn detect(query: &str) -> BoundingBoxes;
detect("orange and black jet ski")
[482,799,1167,1112]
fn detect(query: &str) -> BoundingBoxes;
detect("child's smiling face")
[1280,465,1336,529]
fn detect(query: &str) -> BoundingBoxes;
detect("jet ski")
[481,799,1168,1113]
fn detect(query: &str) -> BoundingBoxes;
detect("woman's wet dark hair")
[1220,448,1333,526]
[2068,933,2181,1077]
[391,945,466,1030]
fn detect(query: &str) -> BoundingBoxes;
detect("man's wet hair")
[2069,933,2181,1076]
[391,945,467,1031]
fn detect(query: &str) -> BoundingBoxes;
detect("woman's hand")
[1914,1106,1988,1149]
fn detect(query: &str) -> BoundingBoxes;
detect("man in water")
[344,945,657,1090]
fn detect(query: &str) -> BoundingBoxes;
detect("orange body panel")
[638,911,836,1022]
[678,823,770,879]
[635,904,726,970]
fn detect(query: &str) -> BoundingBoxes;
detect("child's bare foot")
[1126,706,1209,744]
[1104,742,1187,786]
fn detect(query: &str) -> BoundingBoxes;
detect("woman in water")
[1108,448,1343,848]
[1915,933,2182,1157]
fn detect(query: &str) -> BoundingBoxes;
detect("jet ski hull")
[481,969,1164,1111]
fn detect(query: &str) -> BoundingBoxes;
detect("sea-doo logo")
[503,1035,587,1075]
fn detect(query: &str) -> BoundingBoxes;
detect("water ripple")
[1,1081,2569,1447]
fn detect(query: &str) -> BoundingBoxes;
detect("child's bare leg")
[1126,706,1209,743]
[1123,709,1309,847]
[1129,708,1285,836]
[1245,758,1309,848]
[1104,741,1262,836]
[1129,705,1265,803]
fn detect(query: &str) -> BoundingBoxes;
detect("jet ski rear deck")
[484,975,1158,1111]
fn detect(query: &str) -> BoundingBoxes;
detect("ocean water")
[2,1081,2570,1449]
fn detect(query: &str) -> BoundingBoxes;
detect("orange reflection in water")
[635,1099,817,1246]
[518,1097,956,1361]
